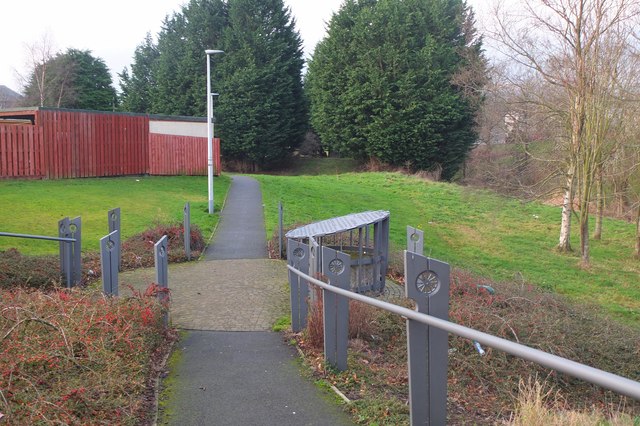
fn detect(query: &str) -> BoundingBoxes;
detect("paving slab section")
[119,259,288,331]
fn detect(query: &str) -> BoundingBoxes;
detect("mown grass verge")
[255,172,639,323]
[0,175,231,255]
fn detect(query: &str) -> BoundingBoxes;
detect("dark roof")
[0,106,205,122]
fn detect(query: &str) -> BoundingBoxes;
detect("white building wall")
[149,120,207,138]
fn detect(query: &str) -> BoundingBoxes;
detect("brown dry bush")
[294,268,640,424]
[0,284,175,425]
[304,285,389,350]
[0,248,61,290]
[0,223,205,290]
[120,222,206,268]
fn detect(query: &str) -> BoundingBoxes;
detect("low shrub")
[120,222,206,269]
[0,284,175,425]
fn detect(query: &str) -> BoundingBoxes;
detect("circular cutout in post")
[328,258,345,275]
[111,212,117,221]
[293,247,305,259]
[410,232,420,242]
[415,270,439,295]
[107,240,115,250]
[159,246,166,257]
[69,224,77,233]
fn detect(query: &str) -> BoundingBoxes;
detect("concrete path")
[204,175,268,260]
[120,175,353,425]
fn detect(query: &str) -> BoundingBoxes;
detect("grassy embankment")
[255,171,639,323]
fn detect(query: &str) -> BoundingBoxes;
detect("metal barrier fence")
[0,216,81,287]
[286,236,640,425]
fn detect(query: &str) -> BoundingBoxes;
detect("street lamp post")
[206,49,224,214]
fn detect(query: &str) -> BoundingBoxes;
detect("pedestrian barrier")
[0,216,81,287]
[286,223,640,425]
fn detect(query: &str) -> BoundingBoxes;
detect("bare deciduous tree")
[18,32,56,107]
[490,0,640,264]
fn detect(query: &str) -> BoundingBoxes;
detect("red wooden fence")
[0,108,218,179]
[39,109,149,179]
[149,134,220,176]
[0,124,44,178]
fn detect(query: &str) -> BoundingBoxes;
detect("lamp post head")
[205,49,224,55]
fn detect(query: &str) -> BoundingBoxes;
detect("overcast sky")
[0,0,492,94]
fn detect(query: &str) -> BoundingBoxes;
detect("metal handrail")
[0,232,76,243]
[287,264,640,401]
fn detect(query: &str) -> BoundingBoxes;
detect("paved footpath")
[120,176,353,425]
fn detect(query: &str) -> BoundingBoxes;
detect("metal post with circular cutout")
[107,207,121,271]
[183,202,191,261]
[404,250,449,425]
[406,225,424,256]
[287,238,310,332]
[322,246,351,371]
[154,235,169,325]
[100,230,120,296]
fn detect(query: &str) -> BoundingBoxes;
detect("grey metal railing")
[0,232,76,243]
[0,216,81,287]
[287,256,640,425]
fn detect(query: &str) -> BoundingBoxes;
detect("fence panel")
[33,110,149,179]
[0,124,44,178]
[149,134,220,176]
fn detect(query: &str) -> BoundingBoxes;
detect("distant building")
[0,85,22,109]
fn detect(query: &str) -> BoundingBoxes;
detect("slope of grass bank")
[0,175,231,255]
[255,172,639,323]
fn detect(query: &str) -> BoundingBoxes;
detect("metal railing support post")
[184,202,191,261]
[405,251,449,425]
[70,216,82,285]
[100,230,119,296]
[108,207,121,271]
[278,201,284,258]
[322,246,351,371]
[58,217,72,287]
[155,235,169,326]
[287,238,310,332]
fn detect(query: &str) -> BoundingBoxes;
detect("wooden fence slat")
[0,127,5,176]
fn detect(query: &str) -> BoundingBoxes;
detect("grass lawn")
[273,157,360,175]
[254,172,640,324]
[0,175,231,255]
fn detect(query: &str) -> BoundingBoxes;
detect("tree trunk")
[635,203,640,259]
[580,206,590,265]
[558,165,575,252]
[593,165,604,240]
